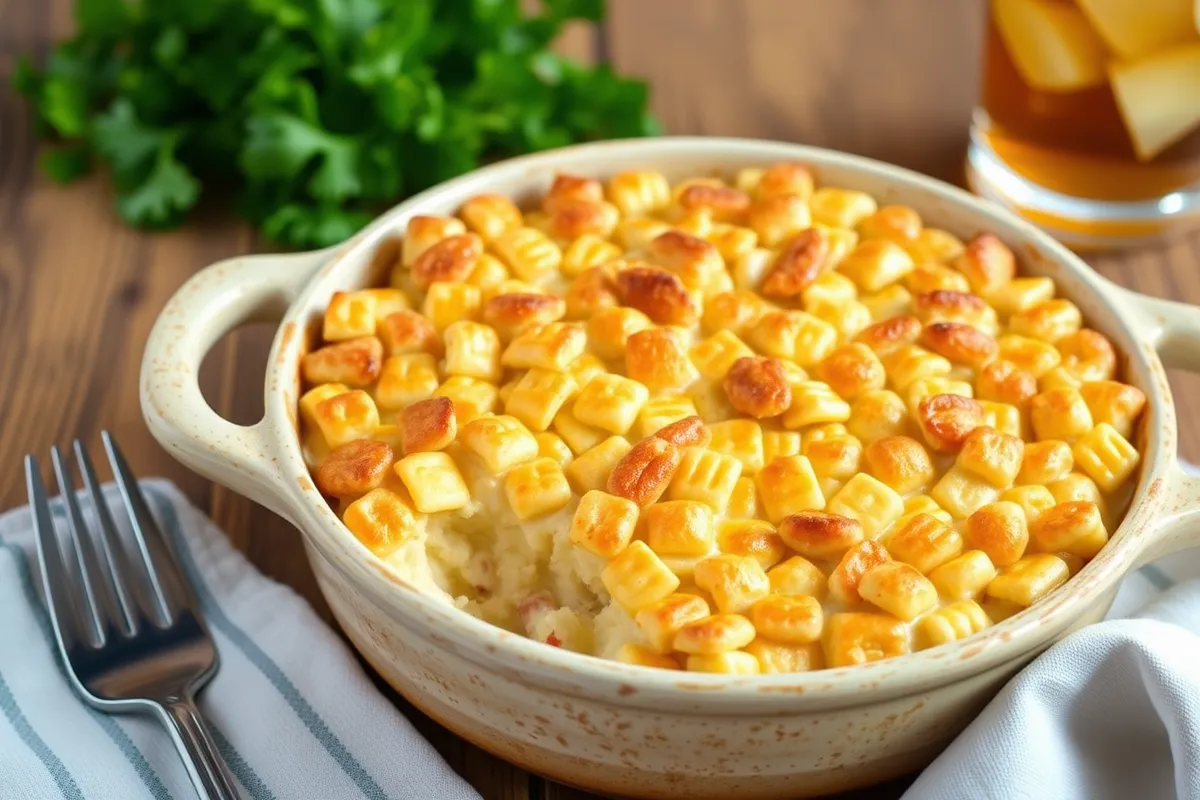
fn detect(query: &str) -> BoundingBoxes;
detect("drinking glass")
[966,0,1200,249]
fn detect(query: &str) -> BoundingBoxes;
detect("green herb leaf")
[241,112,331,180]
[318,0,383,43]
[40,144,93,183]
[152,27,187,69]
[75,0,133,39]
[92,98,168,173]
[40,71,93,136]
[261,203,374,248]
[115,146,201,226]
[307,138,362,202]
[15,0,659,248]
[543,0,604,22]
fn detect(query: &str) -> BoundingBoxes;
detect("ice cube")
[1109,43,1200,161]
[1077,0,1197,60]
[992,0,1108,92]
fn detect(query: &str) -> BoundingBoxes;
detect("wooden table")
[3,1,1199,798]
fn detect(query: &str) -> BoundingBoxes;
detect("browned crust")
[864,435,934,490]
[608,437,682,506]
[831,541,891,602]
[301,336,383,386]
[673,613,756,654]
[756,162,815,199]
[544,173,604,210]
[965,503,1028,567]
[920,322,998,368]
[379,310,444,358]
[977,359,1037,406]
[653,416,711,448]
[315,439,395,497]
[746,194,809,241]
[956,232,1015,291]
[1058,329,1117,375]
[723,357,792,418]
[615,266,698,326]
[459,194,521,236]
[548,199,617,241]
[861,205,921,241]
[1036,500,1099,536]
[402,396,458,453]
[483,293,566,329]
[564,266,619,320]
[815,344,885,400]
[703,290,765,334]
[678,184,750,217]
[960,427,1024,476]
[625,327,695,389]
[649,230,720,266]
[855,316,922,354]
[778,511,864,560]
[411,233,483,289]
[917,394,985,454]
[1079,381,1146,426]
[761,228,831,299]
[914,290,988,320]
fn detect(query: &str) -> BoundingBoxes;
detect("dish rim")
[148,136,1191,709]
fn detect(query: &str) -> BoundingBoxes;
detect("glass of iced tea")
[967,0,1200,249]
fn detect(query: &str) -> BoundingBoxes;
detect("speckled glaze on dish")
[141,138,1200,799]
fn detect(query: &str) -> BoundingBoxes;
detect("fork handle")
[160,697,241,800]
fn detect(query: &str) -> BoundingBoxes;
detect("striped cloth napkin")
[5,478,1198,799]
[906,547,1200,799]
[0,479,481,800]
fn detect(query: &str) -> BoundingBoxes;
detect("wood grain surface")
[2,1,1198,798]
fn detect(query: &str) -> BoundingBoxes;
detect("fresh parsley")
[15,0,659,248]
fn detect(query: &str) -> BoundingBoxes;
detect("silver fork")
[25,431,240,800]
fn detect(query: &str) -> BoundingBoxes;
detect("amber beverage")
[966,0,1200,249]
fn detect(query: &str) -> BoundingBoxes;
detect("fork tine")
[103,431,193,625]
[26,455,81,651]
[50,446,110,646]
[73,440,140,637]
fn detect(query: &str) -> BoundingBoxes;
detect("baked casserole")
[297,163,1145,674]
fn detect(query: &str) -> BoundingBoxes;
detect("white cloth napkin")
[6,478,1198,800]
[906,550,1200,800]
[0,478,481,800]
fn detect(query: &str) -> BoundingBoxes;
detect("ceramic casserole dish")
[141,137,1200,799]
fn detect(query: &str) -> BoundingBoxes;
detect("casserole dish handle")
[140,250,328,520]
[1112,287,1200,566]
